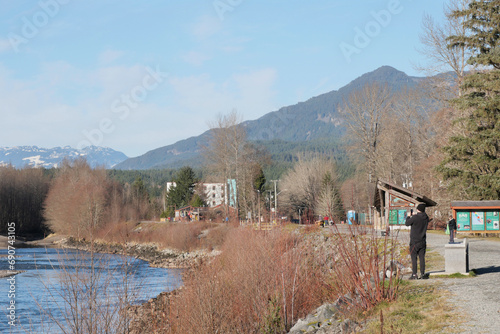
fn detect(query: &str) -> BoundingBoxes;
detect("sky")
[0,0,449,158]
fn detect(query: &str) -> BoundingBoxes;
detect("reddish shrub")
[167,227,327,333]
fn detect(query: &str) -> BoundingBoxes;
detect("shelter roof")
[374,179,437,209]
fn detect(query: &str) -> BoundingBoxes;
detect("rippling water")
[0,247,183,333]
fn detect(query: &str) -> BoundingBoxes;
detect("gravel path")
[425,233,500,333]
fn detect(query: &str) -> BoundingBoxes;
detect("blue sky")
[0,0,448,157]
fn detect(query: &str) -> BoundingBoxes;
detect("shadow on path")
[472,265,500,275]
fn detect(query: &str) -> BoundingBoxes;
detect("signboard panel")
[398,210,407,224]
[389,210,398,225]
[457,211,470,231]
[390,194,412,207]
[471,211,485,231]
[486,211,500,231]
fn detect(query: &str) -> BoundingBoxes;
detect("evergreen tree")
[132,176,148,200]
[253,166,266,193]
[166,166,197,208]
[189,193,206,207]
[438,0,500,199]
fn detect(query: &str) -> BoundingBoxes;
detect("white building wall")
[202,182,225,207]
[166,181,224,208]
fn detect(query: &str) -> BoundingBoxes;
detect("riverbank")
[58,236,221,269]
[0,233,220,269]
[0,270,23,278]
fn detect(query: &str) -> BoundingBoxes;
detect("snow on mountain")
[0,146,128,169]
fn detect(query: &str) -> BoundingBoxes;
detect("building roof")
[374,179,437,209]
[451,200,500,209]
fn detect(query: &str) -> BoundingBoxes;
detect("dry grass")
[425,248,445,273]
[361,283,462,333]
[97,221,228,252]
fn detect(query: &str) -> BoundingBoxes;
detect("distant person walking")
[448,215,457,243]
[405,203,430,280]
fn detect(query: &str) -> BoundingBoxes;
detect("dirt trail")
[425,233,500,333]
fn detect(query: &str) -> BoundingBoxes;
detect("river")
[0,247,183,333]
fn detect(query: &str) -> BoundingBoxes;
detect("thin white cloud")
[0,62,170,155]
[182,51,211,66]
[98,49,125,65]
[169,68,278,122]
[0,59,277,156]
[191,15,222,39]
[0,38,12,53]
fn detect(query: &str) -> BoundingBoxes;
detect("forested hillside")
[115,66,421,170]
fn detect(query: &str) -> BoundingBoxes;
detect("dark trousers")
[410,241,426,277]
[449,229,455,243]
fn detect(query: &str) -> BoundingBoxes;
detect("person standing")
[405,204,430,280]
[448,215,457,243]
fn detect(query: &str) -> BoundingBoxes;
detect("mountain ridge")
[115,66,422,170]
[0,145,128,169]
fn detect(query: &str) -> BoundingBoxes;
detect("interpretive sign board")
[389,209,409,225]
[456,210,500,232]
[389,210,397,225]
[486,211,500,231]
[471,211,485,231]
[457,211,470,231]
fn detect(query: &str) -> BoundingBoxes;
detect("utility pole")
[258,190,261,229]
[271,180,278,221]
[268,190,272,223]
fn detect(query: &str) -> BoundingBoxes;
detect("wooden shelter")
[451,201,500,233]
[373,179,437,231]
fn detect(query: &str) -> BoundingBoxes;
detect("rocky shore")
[58,237,221,269]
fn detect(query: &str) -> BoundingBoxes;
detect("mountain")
[115,66,422,170]
[0,146,128,169]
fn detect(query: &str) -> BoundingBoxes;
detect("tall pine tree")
[166,166,197,208]
[438,0,500,199]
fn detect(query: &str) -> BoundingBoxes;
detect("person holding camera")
[405,203,430,280]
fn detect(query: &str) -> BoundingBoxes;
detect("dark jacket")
[448,218,457,230]
[405,212,429,244]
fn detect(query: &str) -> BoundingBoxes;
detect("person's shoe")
[420,273,429,279]
[409,275,418,280]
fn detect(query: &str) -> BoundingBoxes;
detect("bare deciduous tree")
[203,111,245,214]
[376,87,434,188]
[203,110,269,220]
[339,82,391,184]
[280,156,343,221]
[45,159,112,240]
[416,0,470,98]
[316,171,344,222]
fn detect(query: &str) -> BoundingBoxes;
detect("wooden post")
[384,191,390,232]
